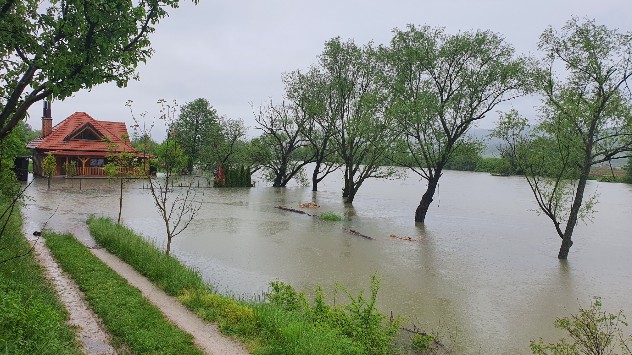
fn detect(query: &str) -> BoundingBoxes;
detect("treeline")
[156,18,632,259]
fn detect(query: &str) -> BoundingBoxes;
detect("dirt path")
[69,223,250,355]
[27,235,116,354]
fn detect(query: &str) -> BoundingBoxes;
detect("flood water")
[22,168,632,354]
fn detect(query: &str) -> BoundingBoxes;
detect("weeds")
[87,216,402,354]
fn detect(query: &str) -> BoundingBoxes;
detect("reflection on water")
[21,169,632,354]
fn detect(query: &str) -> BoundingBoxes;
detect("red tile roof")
[28,112,141,156]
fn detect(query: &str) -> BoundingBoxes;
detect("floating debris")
[389,234,421,242]
[275,206,314,216]
[343,228,374,240]
[298,202,320,208]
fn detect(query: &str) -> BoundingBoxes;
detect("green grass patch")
[87,215,209,296]
[320,211,343,221]
[87,216,401,354]
[43,231,201,354]
[0,197,81,354]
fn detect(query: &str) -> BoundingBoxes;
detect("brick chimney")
[42,101,52,137]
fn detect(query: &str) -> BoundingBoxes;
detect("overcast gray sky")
[27,0,632,141]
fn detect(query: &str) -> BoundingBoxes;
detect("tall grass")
[43,231,202,354]
[87,215,208,296]
[0,197,80,354]
[87,216,401,354]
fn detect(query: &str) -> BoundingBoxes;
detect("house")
[27,102,151,177]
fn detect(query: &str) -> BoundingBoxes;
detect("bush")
[530,297,632,354]
[411,333,436,353]
[267,276,400,354]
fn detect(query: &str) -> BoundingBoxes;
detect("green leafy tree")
[0,0,198,141]
[443,141,485,172]
[318,38,398,203]
[42,153,56,190]
[254,101,312,187]
[384,25,534,223]
[172,98,222,173]
[284,69,341,191]
[495,18,632,259]
[215,117,247,166]
[0,121,31,196]
[131,132,158,156]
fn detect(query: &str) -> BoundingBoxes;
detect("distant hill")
[466,128,502,157]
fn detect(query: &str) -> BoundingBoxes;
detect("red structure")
[27,106,150,177]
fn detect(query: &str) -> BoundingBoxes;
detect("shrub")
[530,297,632,354]
[267,276,400,354]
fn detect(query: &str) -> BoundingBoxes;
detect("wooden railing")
[72,167,142,177]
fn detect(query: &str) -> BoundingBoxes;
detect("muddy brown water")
[22,168,632,354]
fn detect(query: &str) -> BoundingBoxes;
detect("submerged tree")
[495,18,632,259]
[318,38,398,203]
[254,101,312,187]
[0,0,197,140]
[284,69,341,192]
[215,117,248,166]
[384,25,533,223]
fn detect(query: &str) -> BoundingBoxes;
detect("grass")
[43,231,202,354]
[0,197,81,354]
[87,216,401,354]
[319,211,343,221]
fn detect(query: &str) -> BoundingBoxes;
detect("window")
[89,158,105,167]
[73,129,101,141]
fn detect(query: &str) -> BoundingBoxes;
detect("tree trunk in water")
[557,238,573,259]
[273,161,287,187]
[312,162,321,192]
[118,178,123,224]
[557,171,590,259]
[47,176,51,190]
[344,188,356,204]
[415,175,440,224]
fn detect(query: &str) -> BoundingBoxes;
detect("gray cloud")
[27,0,632,141]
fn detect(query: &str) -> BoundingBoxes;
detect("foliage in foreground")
[531,298,632,355]
[0,197,80,354]
[87,216,402,354]
[87,215,208,296]
[43,231,201,354]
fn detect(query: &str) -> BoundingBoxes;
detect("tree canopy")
[171,98,221,173]
[495,18,632,259]
[0,0,196,140]
[384,25,533,223]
